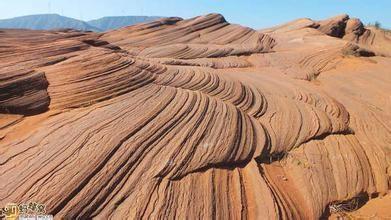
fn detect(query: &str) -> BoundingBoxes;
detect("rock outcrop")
[317,14,350,38]
[316,15,390,56]
[0,13,390,219]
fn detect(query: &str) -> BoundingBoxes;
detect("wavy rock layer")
[0,14,390,219]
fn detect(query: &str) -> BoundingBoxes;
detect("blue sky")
[0,0,389,29]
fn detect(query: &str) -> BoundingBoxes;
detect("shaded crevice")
[82,39,122,51]
[255,127,355,165]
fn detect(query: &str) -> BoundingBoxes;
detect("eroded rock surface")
[0,14,390,219]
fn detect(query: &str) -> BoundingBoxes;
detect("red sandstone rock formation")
[0,14,390,219]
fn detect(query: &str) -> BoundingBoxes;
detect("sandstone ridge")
[0,13,390,219]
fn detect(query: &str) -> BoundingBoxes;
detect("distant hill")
[0,14,163,32]
[88,16,162,31]
[0,14,101,31]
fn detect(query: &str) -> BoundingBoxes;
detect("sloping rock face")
[102,14,275,58]
[0,14,390,219]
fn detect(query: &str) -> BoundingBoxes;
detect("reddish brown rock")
[317,14,350,38]
[0,13,390,219]
[0,70,49,115]
[343,18,365,41]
